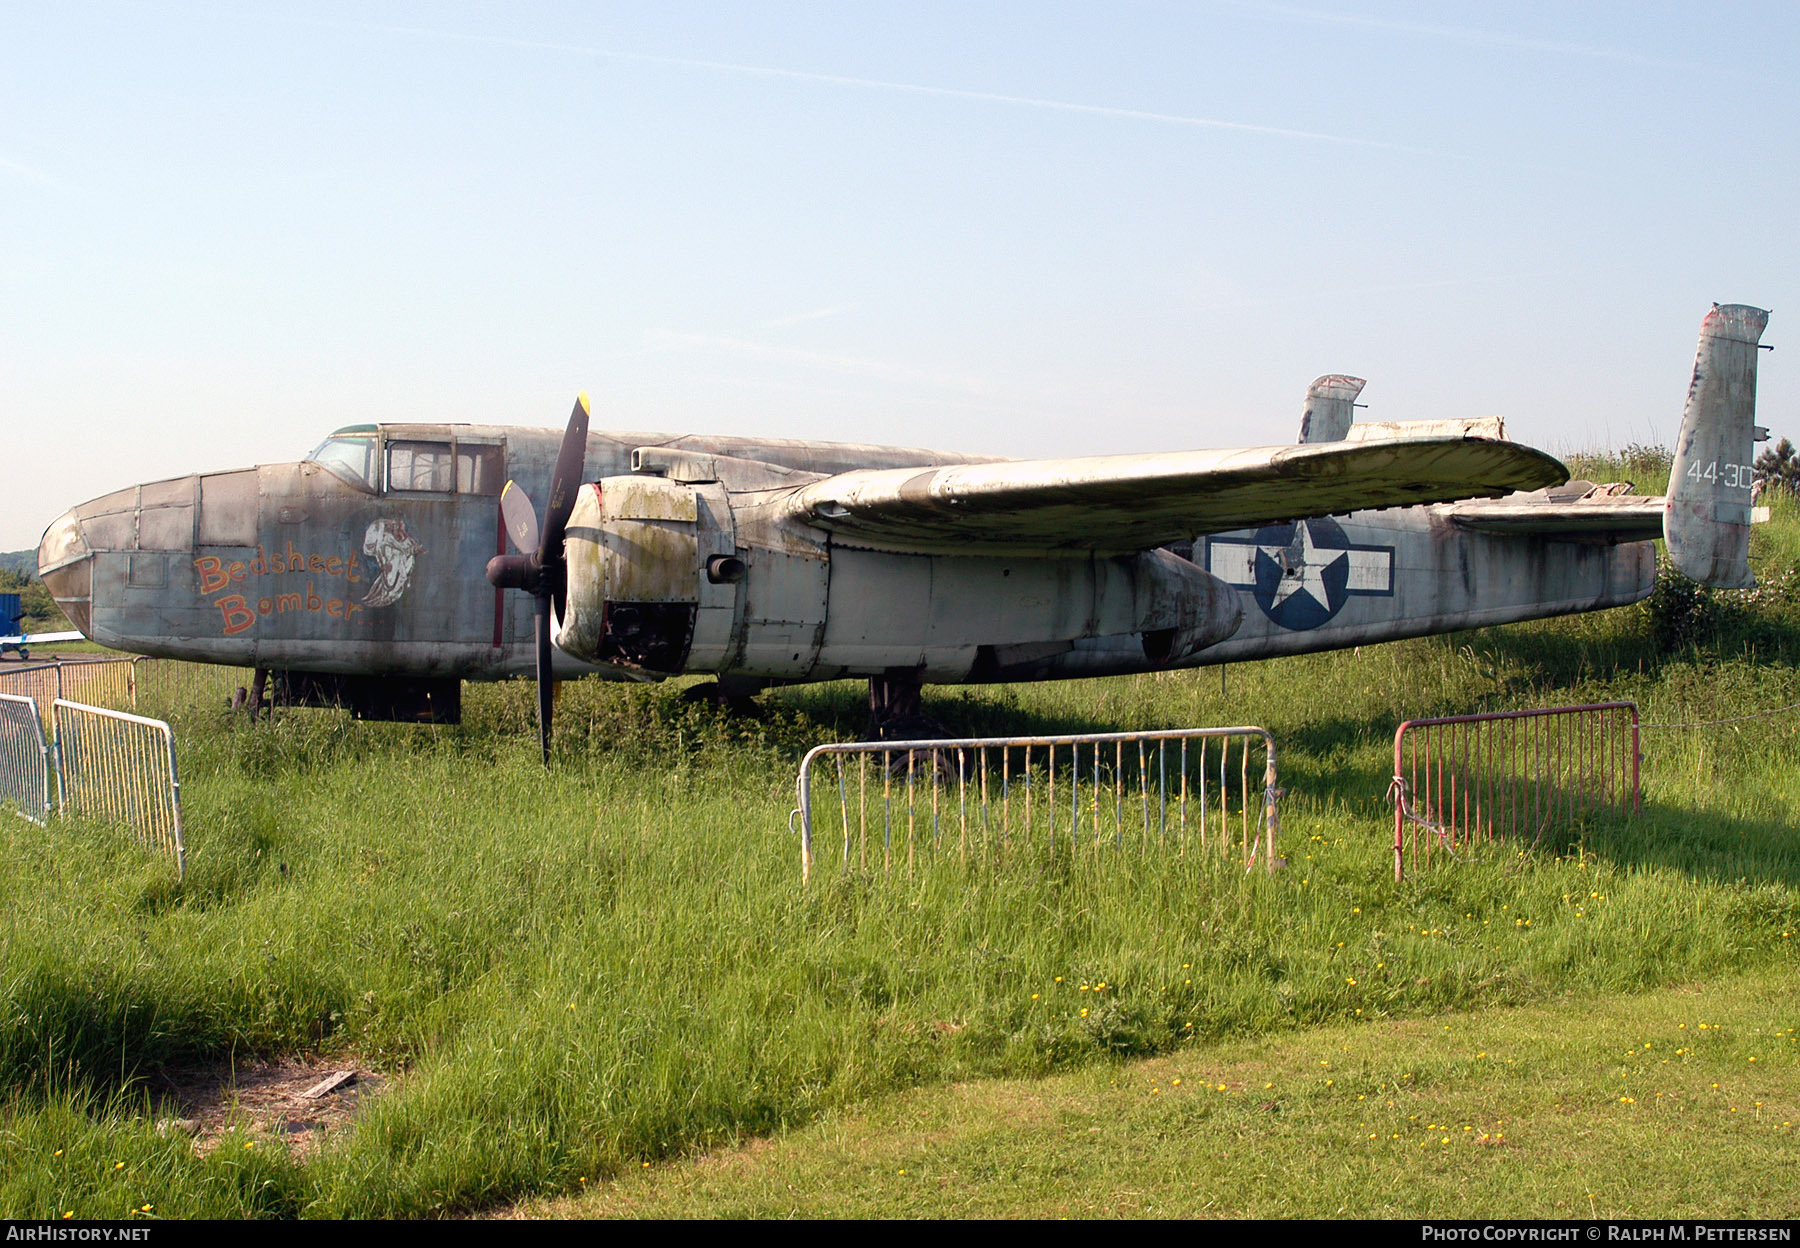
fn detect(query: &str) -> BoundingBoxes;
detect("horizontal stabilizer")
[1345,417,1508,443]
[1446,488,1664,542]
[790,436,1567,555]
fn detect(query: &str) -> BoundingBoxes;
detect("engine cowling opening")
[557,477,724,674]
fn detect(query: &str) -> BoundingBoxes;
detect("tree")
[1754,437,1800,498]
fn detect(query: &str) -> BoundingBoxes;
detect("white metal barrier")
[0,693,51,825]
[0,663,64,724]
[0,656,142,723]
[794,726,1279,883]
[52,699,185,878]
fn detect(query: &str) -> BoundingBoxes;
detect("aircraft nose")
[37,507,94,636]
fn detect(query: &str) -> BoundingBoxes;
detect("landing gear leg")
[868,668,948,740]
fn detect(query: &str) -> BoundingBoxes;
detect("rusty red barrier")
[1391,702,1639,881]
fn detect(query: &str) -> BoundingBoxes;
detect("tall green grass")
[3,474,1799,1217]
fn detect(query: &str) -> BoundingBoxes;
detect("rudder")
[1665,303,1769,589]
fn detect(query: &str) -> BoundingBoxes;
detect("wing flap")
[789,437,1566,554]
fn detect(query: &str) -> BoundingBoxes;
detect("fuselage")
[38,422,1657,690]
[34,424,1001,680]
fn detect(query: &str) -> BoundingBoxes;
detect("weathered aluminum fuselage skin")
[39,426,1654,688]
[554,467,1243,685]
[1190,507,1656,666]
[36,427,1005,680]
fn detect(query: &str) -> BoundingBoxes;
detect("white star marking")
[1264,523,1345,610]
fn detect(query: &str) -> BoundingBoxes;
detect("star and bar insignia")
[1205,518,1394,631]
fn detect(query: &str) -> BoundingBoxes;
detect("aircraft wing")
[786,437,1566,555]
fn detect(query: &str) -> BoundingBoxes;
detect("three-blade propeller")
[486,393,591,764]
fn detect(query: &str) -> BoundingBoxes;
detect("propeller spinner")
[486,393,591,764]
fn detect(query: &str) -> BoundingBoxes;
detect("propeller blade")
[535,593,553,765]
[539,392,591,567]
[499,481,540,555]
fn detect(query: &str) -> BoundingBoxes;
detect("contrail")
[1210,0,1685,68]
[0,154,60,188]
[307,16,1453,158]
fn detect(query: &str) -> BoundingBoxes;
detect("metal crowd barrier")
[0,662,66,724]
[0,693,52,825]
[0,655,254,724]
[133,660,255,722]
[795,726,1279,884]
[0,655,142,722]
[1390,702,1639,881]
[53,699,185,878]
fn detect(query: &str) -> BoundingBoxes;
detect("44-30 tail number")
[1687,460,1753,489]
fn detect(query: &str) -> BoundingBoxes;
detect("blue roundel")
[1250,517,1354,631]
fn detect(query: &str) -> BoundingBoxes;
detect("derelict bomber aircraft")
[37,304,1769,757]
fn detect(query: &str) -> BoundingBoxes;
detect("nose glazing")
[37,508,93,636]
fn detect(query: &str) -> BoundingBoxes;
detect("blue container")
[0,593,19,636]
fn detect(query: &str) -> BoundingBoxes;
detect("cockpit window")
[387,441,455,492]
[307,429,503,496]
[386,440,503,495]
[457,444,503,496]
[306,433,379,493]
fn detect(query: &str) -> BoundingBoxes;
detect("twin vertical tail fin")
[1297,375,1366,443]
[1664,304,1770,589]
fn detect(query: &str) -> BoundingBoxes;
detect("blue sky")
[4,1,1796,550]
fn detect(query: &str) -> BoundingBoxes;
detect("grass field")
[527,967,1799,1219]
[2,472,1797,1220]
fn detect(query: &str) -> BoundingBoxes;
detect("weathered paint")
[1665,303,1768,589]
[36,303,1770,708]
[789,436,1565,556]
[1296,375,1364,443]
[40,427,995,681]
[1194,505,1657,664]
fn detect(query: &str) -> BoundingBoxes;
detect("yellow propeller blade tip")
[577,391,591,416]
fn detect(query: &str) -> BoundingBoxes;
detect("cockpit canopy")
[306,426,503,496]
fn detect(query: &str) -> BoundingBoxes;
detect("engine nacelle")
[556,473,1244,683]
[556,476,737,674]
